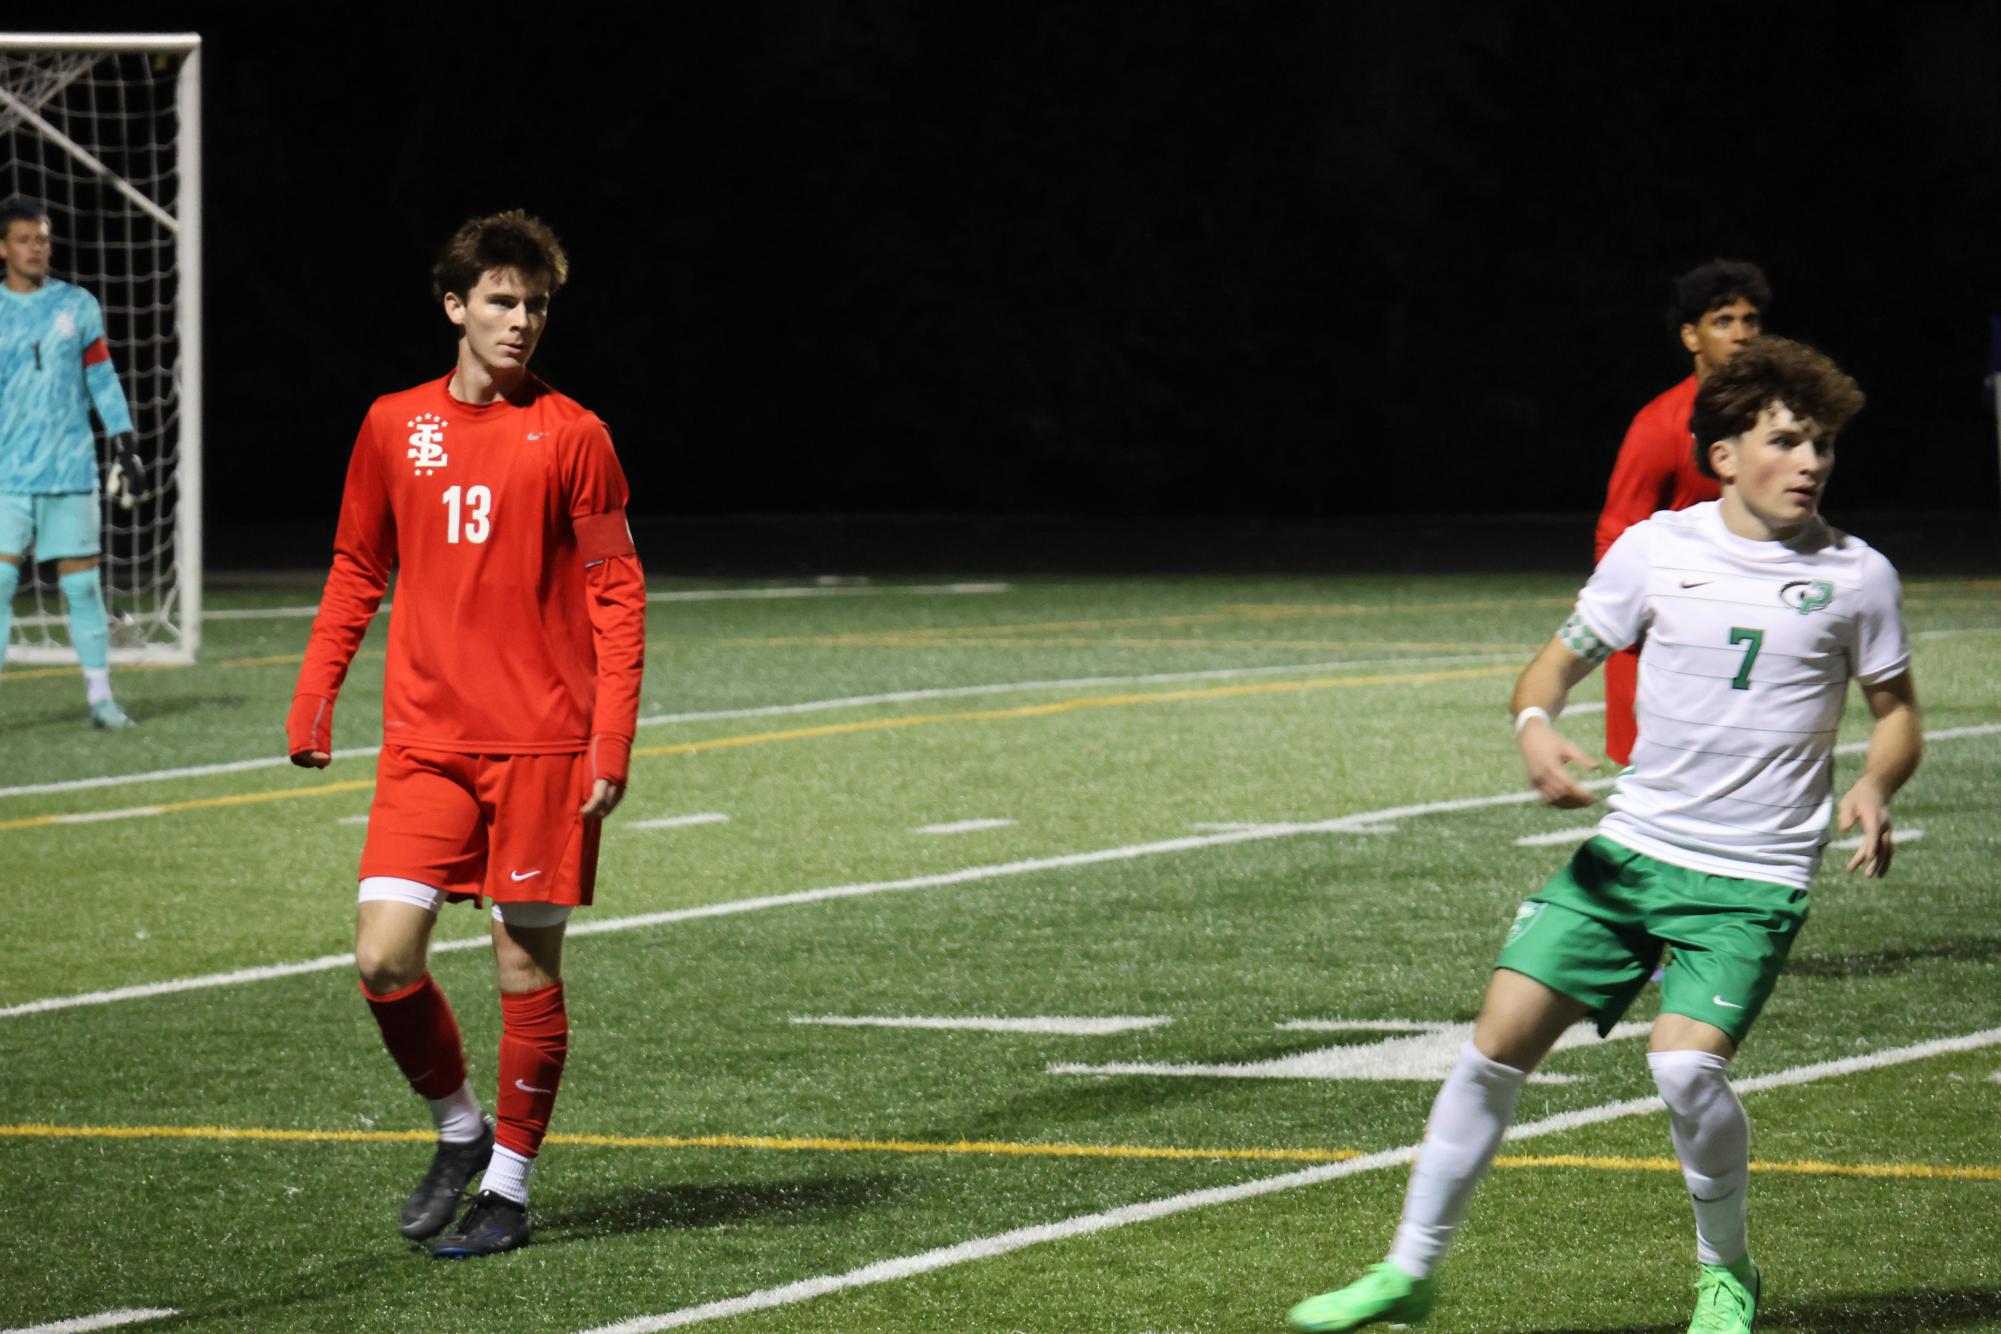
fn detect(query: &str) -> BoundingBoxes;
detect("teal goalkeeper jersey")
[0,278,135,494]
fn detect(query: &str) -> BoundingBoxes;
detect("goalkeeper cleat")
[427,1190,530,1259]
[89,698,135,730]
[399,1117,493,1240]
[1688,1259,1760,1333]
[1289,1262,1436,1331]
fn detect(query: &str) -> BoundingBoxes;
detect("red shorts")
[359,747,599,907]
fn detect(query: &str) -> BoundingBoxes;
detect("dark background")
[70,2,2001,567]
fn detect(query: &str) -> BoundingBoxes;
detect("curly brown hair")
[431,210,569,302]
[1690,336,1864,479]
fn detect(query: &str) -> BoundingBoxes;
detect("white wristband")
[1513,706,1552,736]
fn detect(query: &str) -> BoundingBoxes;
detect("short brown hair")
[1690,336,1864,478]
[431,210,569,302]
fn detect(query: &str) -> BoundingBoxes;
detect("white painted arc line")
[572,1026,2001,1333]
[8,722,1995,1020]
[1,1308,179,1334]
[631,813,732,830]
[0,652,1522,799]
[1566,701,1607,715]
[1513,828,1597,847]
[789,1015,1171,1035]
[1827,828,1923,850]
[913,818,1016,835]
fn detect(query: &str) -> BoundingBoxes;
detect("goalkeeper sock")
[360,974,469,1101]
[496,982,568,1160]
[58,569,112,682]
[0,560,18,667]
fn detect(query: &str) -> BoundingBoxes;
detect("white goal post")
[0,32,202,665]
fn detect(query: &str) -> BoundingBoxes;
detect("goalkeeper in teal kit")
[0,197,144,727]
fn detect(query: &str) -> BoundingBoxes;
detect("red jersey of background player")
[1592,261,1768,765]
[288,373,645,772]
[1593,376,1720,563]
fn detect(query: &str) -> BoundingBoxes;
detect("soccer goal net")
[1,33,202,665]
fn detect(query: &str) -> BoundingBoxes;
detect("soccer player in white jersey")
[1289,337,1922,1334]
[0,197,145,726]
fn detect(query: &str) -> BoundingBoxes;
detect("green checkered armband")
[1557,612,1614,664]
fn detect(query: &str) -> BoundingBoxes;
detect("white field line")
[1514,828,1597,847]
[1914,627,2001,640]
[789,1015,1170,1036]
[913,818,1016,835]
[1827,828,1924,850]
[1,1310,178,1334]
[1566,701,1606,715]
[631,813,733,830]
[7,723,1994,1021]
[0,793,1569,1020]
[574,1026,2001,1333]
[194,584,1015,623]
[0,652,1518,801]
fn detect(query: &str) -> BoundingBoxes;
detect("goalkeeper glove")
[106,433,146,509]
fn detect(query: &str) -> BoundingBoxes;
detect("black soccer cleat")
[426,1190,531,1259]
[399,1117,494,1240]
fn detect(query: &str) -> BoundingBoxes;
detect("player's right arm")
[287,416,397,767]
[1512,641,1602,808]
[1516,523,1652,806]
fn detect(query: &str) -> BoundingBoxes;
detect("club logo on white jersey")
[406,413,450,476]
[1778,579,1834,615]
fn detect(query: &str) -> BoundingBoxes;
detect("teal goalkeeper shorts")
[1496,836,1809,1044]
[0,491,101,561]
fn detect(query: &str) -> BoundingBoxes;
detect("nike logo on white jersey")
[1680,579,1713,588]
[510,869,543,882]
[1713,995,1745,1009]
[514,1078,554,1094]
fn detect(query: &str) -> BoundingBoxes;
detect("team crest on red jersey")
[406,413,450,475]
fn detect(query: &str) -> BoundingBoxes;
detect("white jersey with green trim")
[1561,501,1909,889]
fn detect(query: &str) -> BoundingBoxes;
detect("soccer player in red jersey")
[286,211,646,1258]
[1595,261,1769,765]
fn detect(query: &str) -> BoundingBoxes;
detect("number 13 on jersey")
[442,484,492,544]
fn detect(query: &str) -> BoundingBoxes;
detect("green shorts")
[0,491,100,561]
[1496,836,1809,1044]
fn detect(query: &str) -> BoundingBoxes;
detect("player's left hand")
[1837,777,1894,878]
[580,777,625,820]
[106,433,146,510]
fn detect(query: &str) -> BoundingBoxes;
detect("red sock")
[496,982,569,1158]
[360,974,467,1100]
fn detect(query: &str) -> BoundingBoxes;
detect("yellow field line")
[731,598,1575,647]
[5,1123,1993,1182]
[1,648,378,682]
[725,635,1534,652]
[1494,1153,2001,1182]
[630,665,1514,759]
[0,780,375,833]
[0,664,1511,832]
[0,1122,1358,1165]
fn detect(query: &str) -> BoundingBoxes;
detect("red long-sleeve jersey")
[1593,375,1720,561]
[289,373,646,772]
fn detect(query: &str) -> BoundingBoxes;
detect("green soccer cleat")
[1289,1262,1436,1331]
[1688,1259,1760,1333]
[89,698,135,729]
